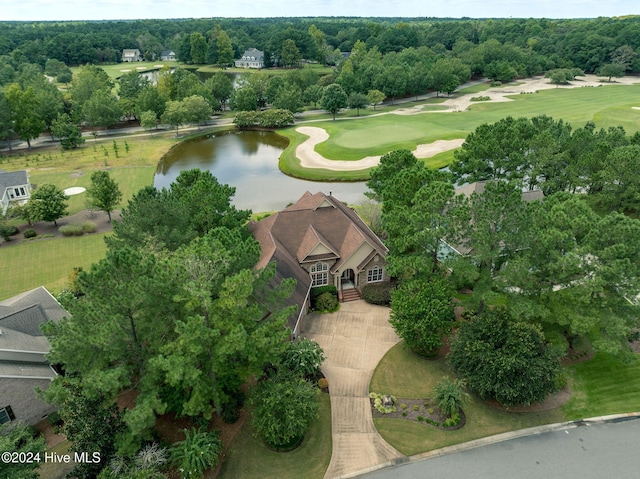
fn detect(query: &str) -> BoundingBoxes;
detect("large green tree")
[502,193,640,354]
[83,90,122,131]
[367,149,456,278]
[86,170,122,221]
[110,169,249,252]
[390,277,454,356]
[5,83,45,149]
[320,83,347,120]
[29,183,68,226]
[150,233,295,419]
[51,113,84,150]
[449,307,562,406]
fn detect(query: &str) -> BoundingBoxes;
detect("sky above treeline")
[1,0,638,21]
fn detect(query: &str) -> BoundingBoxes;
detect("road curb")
[347,412,640,478]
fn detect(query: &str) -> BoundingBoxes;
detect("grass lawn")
[372,342,640,457]
[28,167,154,215]
[562,353,640,420]
[218,394,332,479]
[279,82,640,180]
[0,233,109,300]
[70,61,175,80]
[370,341,570,456]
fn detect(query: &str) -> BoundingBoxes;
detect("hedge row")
[233,109,294,128]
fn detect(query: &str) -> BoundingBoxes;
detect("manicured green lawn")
[369,342,640,457]
[280,82,640,180]
[218,394,332,479]
[0,233,109,300]
[562,353,640,420]
[29,166,154,215]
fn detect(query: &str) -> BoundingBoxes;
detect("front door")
[341,269,355,288]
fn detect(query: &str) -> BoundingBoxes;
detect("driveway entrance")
[303,300,403,479]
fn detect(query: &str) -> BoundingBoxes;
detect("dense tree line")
[1,16,639,74]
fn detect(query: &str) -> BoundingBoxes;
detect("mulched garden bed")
[370,397,466,430]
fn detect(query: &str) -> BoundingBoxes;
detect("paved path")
[303,300,403,479]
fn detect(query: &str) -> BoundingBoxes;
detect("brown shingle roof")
[249,192,387,328]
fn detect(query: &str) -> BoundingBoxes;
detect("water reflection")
[154,130,369,212]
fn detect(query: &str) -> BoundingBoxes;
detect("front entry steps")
[339,288,361,302]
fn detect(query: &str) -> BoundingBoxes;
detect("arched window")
[367,265,384,283]
[310,262,329,287]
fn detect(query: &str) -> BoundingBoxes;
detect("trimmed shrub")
[233,111,258,128]
[82,222,97,233]
[311,285,337,303]
[318,378,329,390]
[233,109,294,129]
[5,225,19,236]
[59,224,85,236]
[315,291,339,312]
[361,283,392,305]
[23,228,37,238]
[470,96,490,102]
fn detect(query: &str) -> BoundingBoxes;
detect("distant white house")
[122,49,143,62]
[0,169,31,216]
[235,48,265,69]
[161,50,176,61]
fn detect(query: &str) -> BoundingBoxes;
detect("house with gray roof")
[235,48,265,69]
[249,191,388,336]
[122,48,143,62]
[0,287,67,429]
[0,169,31,216]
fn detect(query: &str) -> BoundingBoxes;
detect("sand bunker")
[119,69,131,72]
[63,187,86,196]
[295,126,464,171]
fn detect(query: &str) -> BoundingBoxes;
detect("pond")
[154,130,370,212]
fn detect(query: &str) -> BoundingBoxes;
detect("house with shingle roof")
[0,169,31,215]
[235,48,265,69]
[249,191,388,336]
[122,48,143,62]
[0,287,67,429]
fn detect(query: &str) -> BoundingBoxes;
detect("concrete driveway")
[303,300,403,479]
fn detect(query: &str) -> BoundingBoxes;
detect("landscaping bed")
[370,397,466,430]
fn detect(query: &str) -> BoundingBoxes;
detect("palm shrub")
[433,376,470,417]
[170,428,222,479]
[277,338,325,381]
[249,373,320,448]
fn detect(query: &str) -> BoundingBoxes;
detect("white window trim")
[367,265,384,283]
[310,262,329,287]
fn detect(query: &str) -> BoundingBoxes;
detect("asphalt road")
[358,417,640,479]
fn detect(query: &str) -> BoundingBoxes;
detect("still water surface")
[154,130,369,212]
